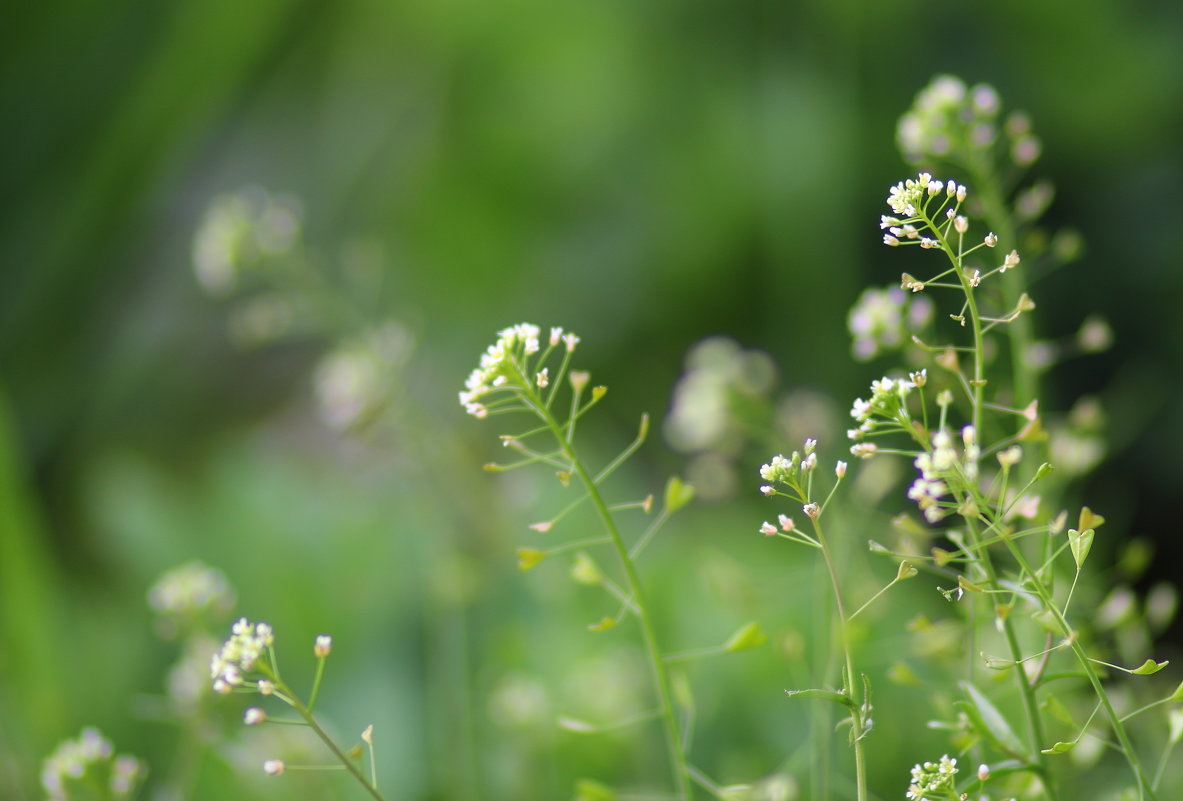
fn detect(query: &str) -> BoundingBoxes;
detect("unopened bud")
[314,635,332,658]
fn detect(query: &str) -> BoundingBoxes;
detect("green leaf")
[724,622,768,653]
[719,785,754,801]
[1068,528,1094,569]
[570,551,602,586]
[960,682,1025,757]
[1130,658,1169,675]
[1169,679,1183,702]
[1041,741,1076,755]
[1041,694,1076,728]
[663,476,695,514]
[517,548,548,571]
[572,779,617,801]
[785,688,855,709]
[587,616,617,632]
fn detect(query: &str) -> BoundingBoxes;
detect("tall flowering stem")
[461,324,692,800]
[760,449,867,801]
[875,172,1160,801]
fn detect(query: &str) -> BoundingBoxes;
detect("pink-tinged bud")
[760,522,778,536]
[977,764,990,781]
[244,707,266,726]
[263,760,285,776]
[835,461,847,479]
[314,635,332,658]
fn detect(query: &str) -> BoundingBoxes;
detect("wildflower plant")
[209,618,385,800]
[462,323,766,799]
[40,728,144,801]
[757,76,1182,801]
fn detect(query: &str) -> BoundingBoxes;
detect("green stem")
[811,515,867,801]
[970,165,1036,408]
[289,693,388,801]
[997,539,1158,801]
[539,410,691,800]
[927,208,1056,800]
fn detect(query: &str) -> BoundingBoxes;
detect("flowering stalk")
[760,448,867,801]
[210,620,386,801]
[461,324,692,799]
[874,171,1163,801]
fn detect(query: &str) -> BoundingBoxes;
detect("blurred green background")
[2,0,1182,799]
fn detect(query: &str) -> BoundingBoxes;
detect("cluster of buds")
[905,754,959,801]
[758,439,846,523]
[210,617,275,694]
[848,375,916,443]
[459,323,580,418]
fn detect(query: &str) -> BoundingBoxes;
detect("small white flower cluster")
[847,286,934,361]
[905,754,958,801]
[759,438,819,492]
[848,375,917,445]
[148,561,236,622]
[41,728,144,800]
[459,323,579,418]
[882,174,968,247]
[909,426,979,523]
[210,617,275,694]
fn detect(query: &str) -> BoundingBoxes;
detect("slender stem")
[538,410,692,800]
[289,694,388,801]
[997,538,1158,801]
[811,515,867,801]
[969,164,1037,407]
[926,206,1056,801]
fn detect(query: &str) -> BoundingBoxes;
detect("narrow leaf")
[1041,694,1076,728]
[785,688,855,709]
[587,617,617,632]
[960,682,1025,757]
[724,622,768,653]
